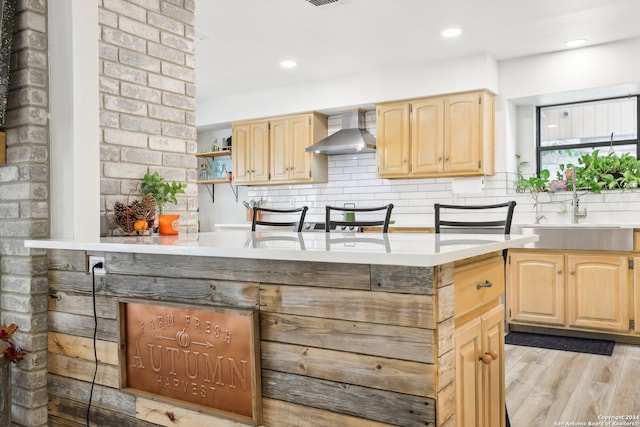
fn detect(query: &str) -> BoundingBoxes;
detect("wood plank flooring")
[505,342,640,427]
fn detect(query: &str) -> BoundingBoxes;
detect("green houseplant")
[515,154,550,192]
[141,171,187,235]
[570,150,640,193]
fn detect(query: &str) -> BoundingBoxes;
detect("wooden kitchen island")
[26,231,536,427]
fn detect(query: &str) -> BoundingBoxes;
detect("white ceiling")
[195,0,640,108]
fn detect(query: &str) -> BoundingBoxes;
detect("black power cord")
[87,262,103,426]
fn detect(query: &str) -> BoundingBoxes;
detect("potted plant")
[570,150,640,193]
[515,155,550,193]
[1,323,25,425]
[141,171,187,235]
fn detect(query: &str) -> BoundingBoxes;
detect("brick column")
[0,0,50,426]
[99,0,198,233]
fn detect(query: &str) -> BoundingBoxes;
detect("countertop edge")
[25,233,538,267]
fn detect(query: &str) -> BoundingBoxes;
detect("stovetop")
[302,222,362,232]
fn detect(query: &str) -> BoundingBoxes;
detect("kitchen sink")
[512,224,633,251]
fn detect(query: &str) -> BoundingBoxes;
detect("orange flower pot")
[158,214,180,235]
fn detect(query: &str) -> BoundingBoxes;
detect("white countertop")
[25,231,537,267]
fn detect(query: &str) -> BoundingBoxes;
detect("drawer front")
[455,255,505,317]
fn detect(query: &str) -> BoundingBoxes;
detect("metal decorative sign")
[120,301,261,425]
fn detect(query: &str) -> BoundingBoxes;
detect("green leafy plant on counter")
[141,171,187,214]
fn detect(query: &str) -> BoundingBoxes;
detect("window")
[537,96,639,177]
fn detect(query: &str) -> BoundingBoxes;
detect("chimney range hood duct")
[305,110,375,155]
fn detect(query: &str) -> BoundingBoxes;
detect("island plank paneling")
[261,341,435,397]
[48,394,157,427]
[105,274,260,308]
[370,264,437,294]
[48,332,119,365]
[100,252,372,289]
[136,397,251,427]
[48,374,137,416]
[262,398,393,427]
[48,291,119,318]
[48,352,120,388]
[43,248,460,426]
[260,284,436,328]
[260,312,436,363]
[48,311,118,341]
[262,369,435,426]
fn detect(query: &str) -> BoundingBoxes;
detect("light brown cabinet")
[376,90,494,179]
[232,120,270,185]
[233,112,327,186]
[454,254,505,427]
[455,304,505,427]
[269,113,328,184]
[508,250,631,334]
[508,251,565,326]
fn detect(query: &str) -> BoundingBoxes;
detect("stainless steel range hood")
[305,109,375,155]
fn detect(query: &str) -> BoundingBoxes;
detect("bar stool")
[251,206,308,232]
[325,203,394,232]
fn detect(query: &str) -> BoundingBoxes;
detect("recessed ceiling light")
[441,28,462,38]
[565,39,587,48]
[280,60,297,68]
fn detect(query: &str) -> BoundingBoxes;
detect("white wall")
[197,53,499,126]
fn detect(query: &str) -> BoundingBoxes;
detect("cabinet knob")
[557,269,562,274]
[444,156,449,161]
[438,157,443,161]
[480,353,493,365]
[569,270,575,275]
[488,350,498,360]
[403,159,407,163]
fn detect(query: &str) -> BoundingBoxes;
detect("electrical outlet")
[88,255,106,275]
[290,198,295,207]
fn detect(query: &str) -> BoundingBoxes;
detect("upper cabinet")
[232,112,328,186]
[376,90,495,179]
[232,120,270,185]
[270,113,328,184]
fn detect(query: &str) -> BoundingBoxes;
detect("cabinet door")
[508,251,565,326]
[250,121,270,183]
[444,93,481,174]
[411,97,444,175]
[567,254,629,332]
[455,317,482,427]
[288,115,312,182]
[232,123,251,184]
[482,305,505,427]
[269,118,289,183]
[377,102,410,177]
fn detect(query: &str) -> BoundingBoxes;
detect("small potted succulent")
[141,171,187,235]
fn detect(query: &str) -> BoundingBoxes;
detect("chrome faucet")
[571,166,587,223]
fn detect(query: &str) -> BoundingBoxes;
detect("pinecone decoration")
[113,194,156,235]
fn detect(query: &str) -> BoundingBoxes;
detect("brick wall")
[0,1,50,426]
[99,0,198,233]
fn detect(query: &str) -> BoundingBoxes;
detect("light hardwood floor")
[505,342,640,427]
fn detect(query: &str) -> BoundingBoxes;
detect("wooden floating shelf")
[196,150,231,158]
[196,179,232,184]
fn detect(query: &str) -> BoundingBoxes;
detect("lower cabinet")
[455,304,505,427]
[508,250,631,334]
